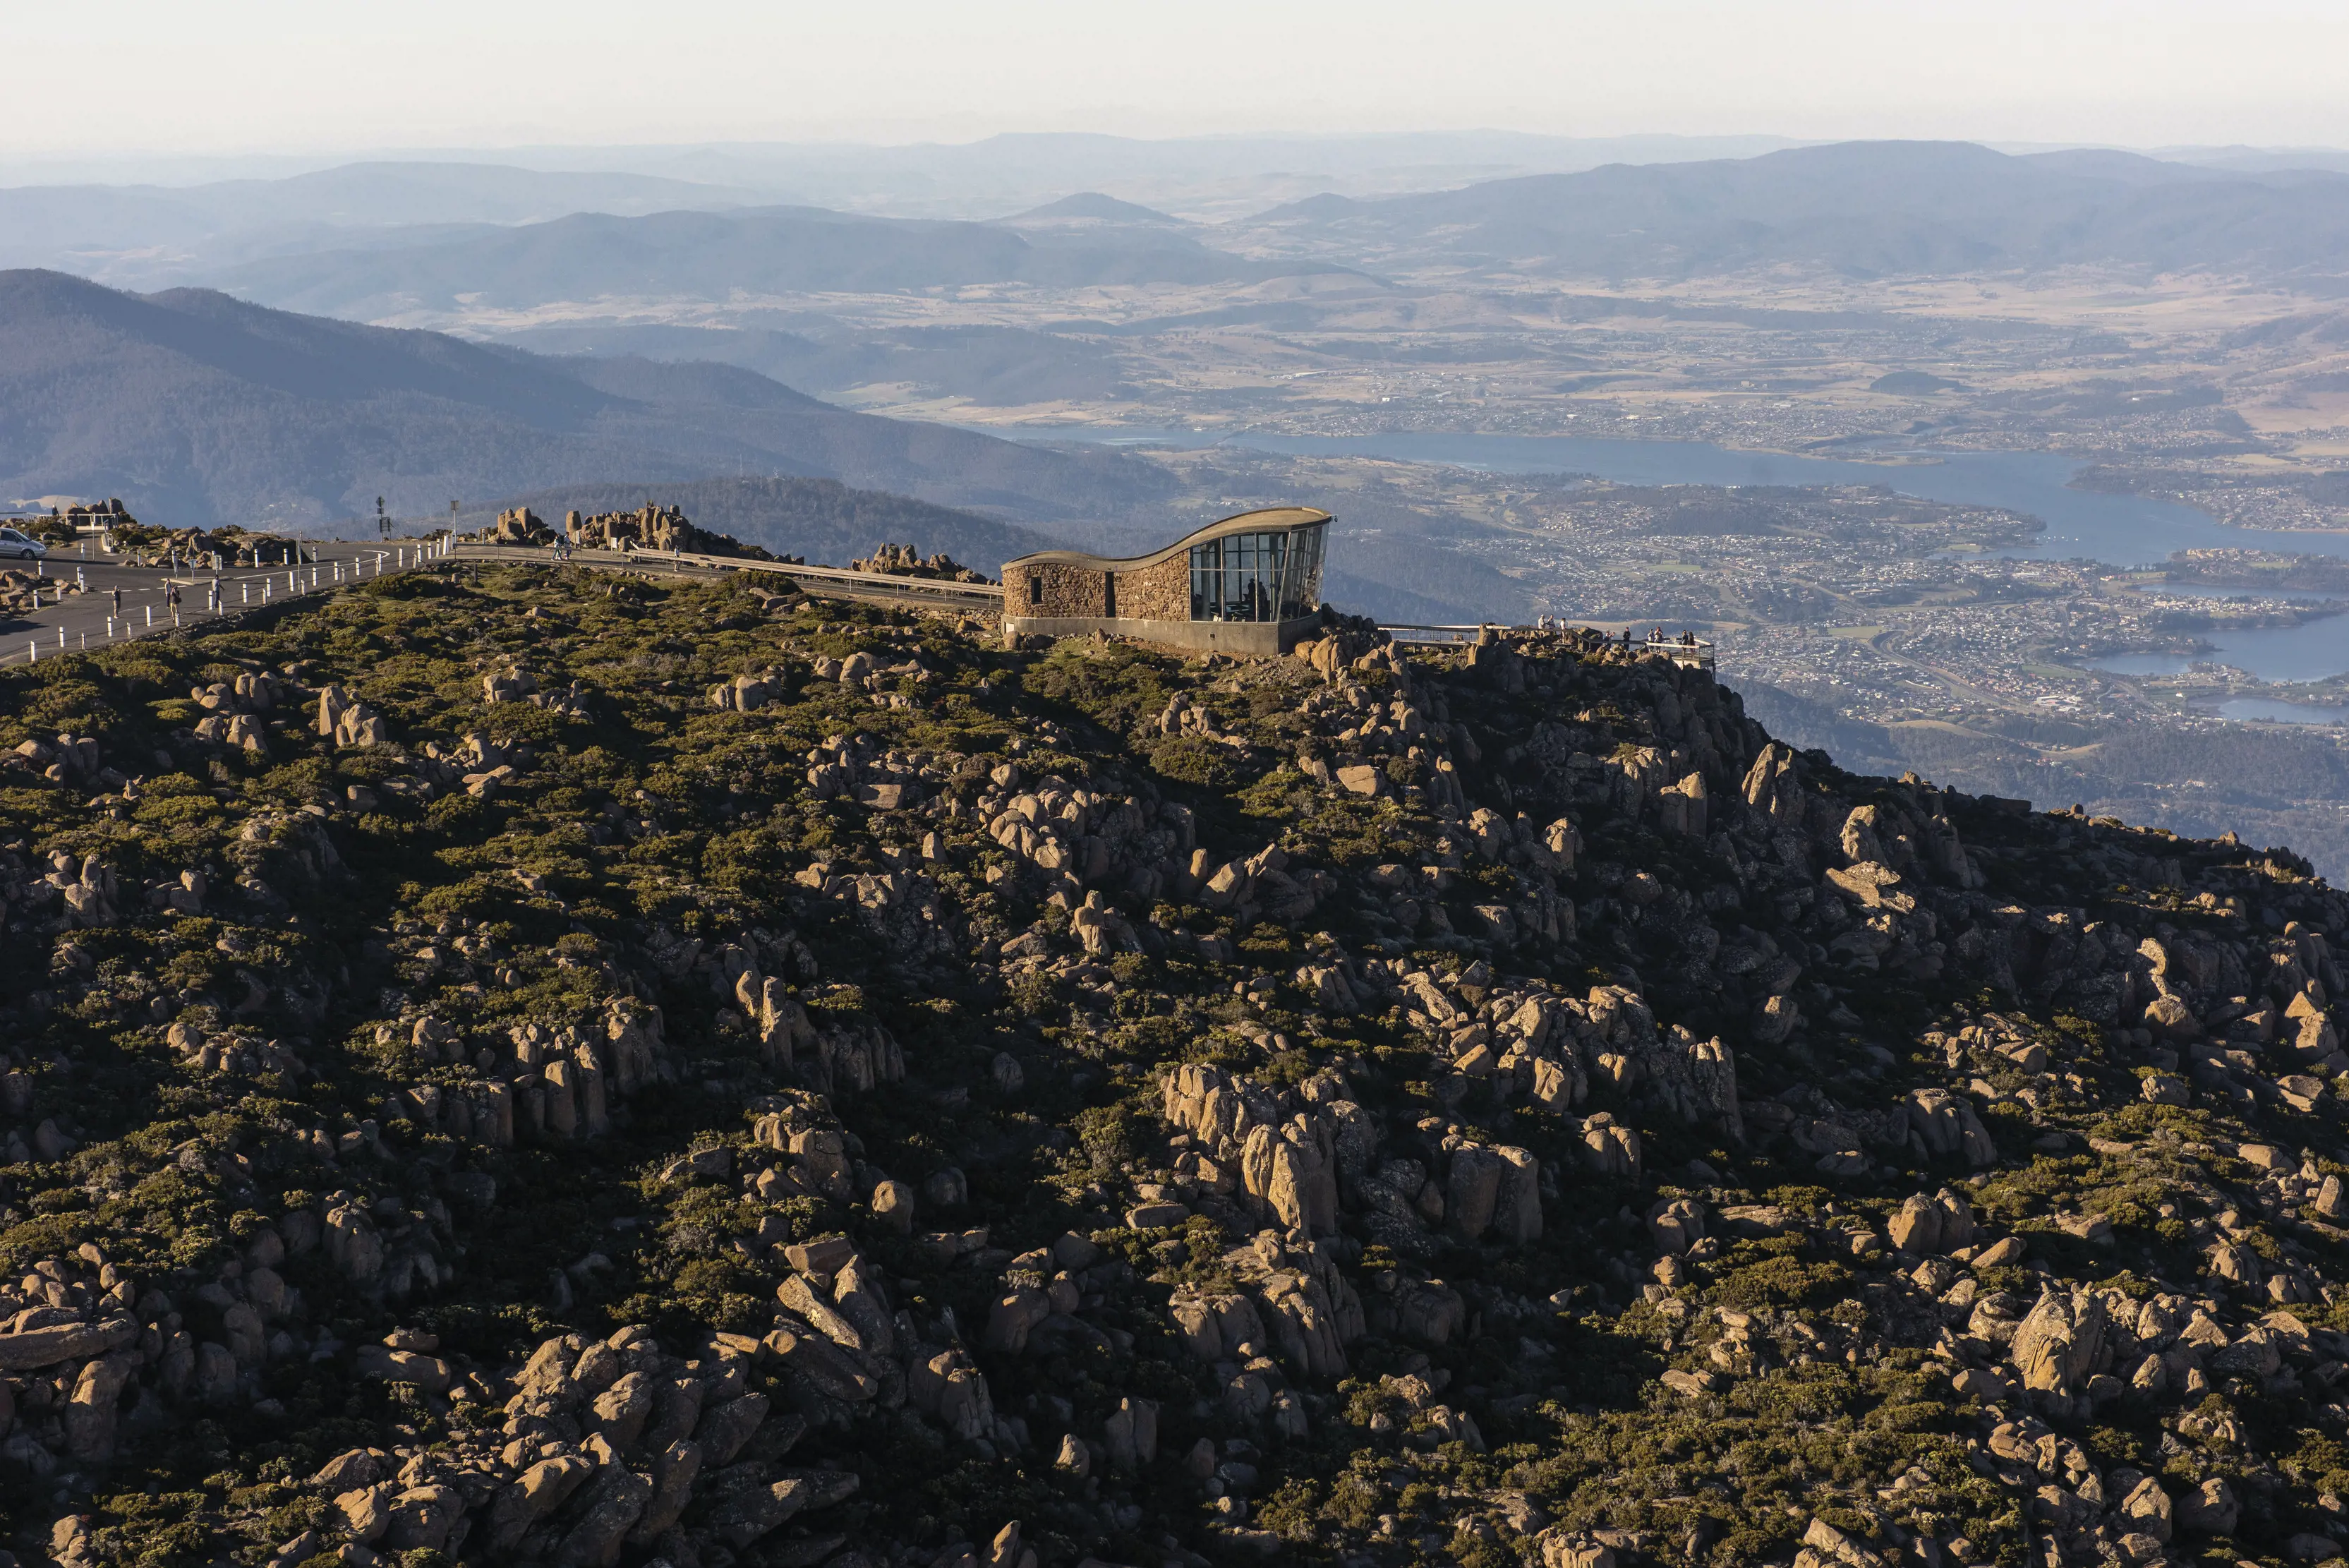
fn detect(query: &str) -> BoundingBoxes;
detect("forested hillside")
[0,271,1176,529]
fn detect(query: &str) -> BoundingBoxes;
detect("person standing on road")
[110,586,121,616]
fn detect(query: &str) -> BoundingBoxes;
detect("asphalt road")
[0,538,450,669]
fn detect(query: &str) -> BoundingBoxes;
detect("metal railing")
[4,536,459,668]
[1641,637,1716,670]
[750,558,1006,612]
[1380,623,1492,646]
[445,542,1008,613]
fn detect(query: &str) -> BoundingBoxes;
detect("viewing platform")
[1384,622,1716,670]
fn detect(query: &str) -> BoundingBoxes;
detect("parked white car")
[0,526,47,562]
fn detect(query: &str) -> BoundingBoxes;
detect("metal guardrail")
[1380,623,1491,646]
[4,540,456,668]
[1612,631,1717,670]
[755,560,1006,613]
[1647,640,1716,670]
[445,543,1008,613]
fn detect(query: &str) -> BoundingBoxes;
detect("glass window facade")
[1188,524,1324,622]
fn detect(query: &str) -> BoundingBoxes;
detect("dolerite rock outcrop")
[849,544,994,584]
[6,571,2349,1567]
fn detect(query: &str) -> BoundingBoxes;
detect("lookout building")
[1001,506,1331,654]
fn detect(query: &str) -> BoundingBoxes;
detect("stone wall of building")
[1001,613,1321,656]
[1115,556,1190,622]
[1025,562,1110,618]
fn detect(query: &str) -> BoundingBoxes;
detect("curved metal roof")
[1002,506,1331,574]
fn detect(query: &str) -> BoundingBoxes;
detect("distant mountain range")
[999,191,1188,227]
[0,132,1816,226]
[207,203,1351,319]
[80,141,2349,344]
[16,139,2349,325]
[1235,140,2349,280]
[0,270,1175,528]
[0,162,765,286]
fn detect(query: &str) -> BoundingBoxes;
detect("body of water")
[2091,585,2349,685]
[2217,696,2349,725]
[1018,427,2349,688]
[2099,620,2349,684]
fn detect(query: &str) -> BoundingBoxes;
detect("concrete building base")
[1003,615,1322,656]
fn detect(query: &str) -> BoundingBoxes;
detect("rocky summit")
[4,564,2349,1568]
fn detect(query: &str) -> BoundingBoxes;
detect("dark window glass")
[1188,525,1326,621]
[1190,538,1220,620]
[1279,525,1325,619]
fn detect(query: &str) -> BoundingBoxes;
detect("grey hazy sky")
[11,0,2348,157]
